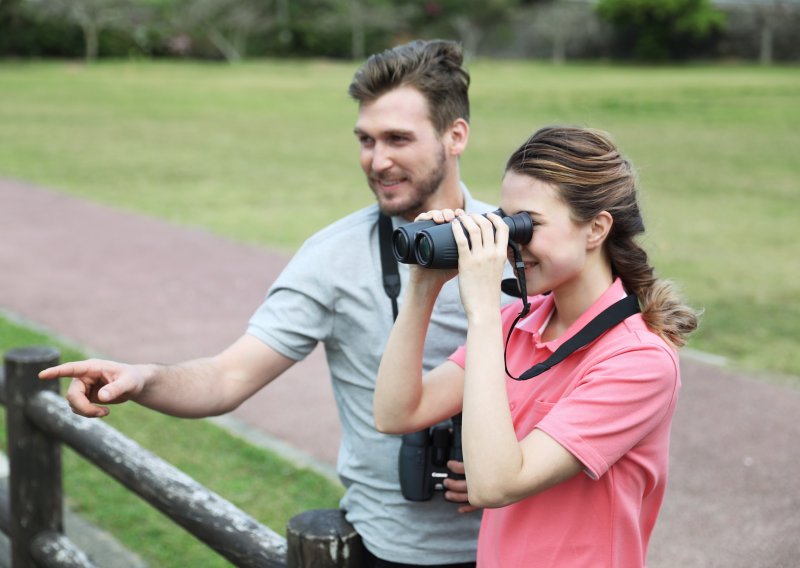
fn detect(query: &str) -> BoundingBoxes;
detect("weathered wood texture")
[29,531,97,568]
[287,509,363,568]
[3,347,289,567]
[5,346,64,568]
[27,389,288,567]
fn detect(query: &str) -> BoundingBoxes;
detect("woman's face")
[500,171,594,297]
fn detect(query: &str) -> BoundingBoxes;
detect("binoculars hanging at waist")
[391,209,533,269]
[399,414,464,501]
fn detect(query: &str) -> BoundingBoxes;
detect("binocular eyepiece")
[392,209,533,269]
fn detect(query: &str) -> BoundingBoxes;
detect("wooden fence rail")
[1,346,362,567]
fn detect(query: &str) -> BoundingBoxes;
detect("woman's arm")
[454,213,583,508]
[374,265,467,434]
[374,211,466,434]
[461,315,582,508]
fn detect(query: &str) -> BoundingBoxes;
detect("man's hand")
[444,460,480,514]
[39,359,149,418]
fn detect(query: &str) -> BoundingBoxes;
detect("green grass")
[0,59,798,379]
[0,315,344,567]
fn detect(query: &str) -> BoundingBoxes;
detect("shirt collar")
[516,278,628,350]
[459,182,476,212]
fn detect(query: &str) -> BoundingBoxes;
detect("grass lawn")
[0,315,343,567]
[1,59,796,378]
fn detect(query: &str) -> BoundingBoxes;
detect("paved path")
[2,178,798,567]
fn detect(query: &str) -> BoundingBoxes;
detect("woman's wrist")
[407,267,450,300]
[465,304,502,327]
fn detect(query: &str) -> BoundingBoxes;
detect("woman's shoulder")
[595,317,680,377]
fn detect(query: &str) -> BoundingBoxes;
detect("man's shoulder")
[465,194,498,215]
[301,204,379,250]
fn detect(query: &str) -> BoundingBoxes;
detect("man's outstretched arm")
[38,334,295,419]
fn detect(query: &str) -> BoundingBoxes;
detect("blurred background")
[1,0,799,64]
[1,2,799,565]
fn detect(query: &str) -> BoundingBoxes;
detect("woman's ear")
[587,211,613,250]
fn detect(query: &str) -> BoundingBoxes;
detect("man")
[40,39,500,567]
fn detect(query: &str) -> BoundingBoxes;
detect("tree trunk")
[82,22,99,62]
[350,0,365,61]
[759,23,773,65]
[552,33,566,64]
[207,27,241,62]
[451,16,482,60]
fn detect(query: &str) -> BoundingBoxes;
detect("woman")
[374,126,699,567]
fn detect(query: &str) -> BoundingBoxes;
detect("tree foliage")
[168,0,276,62]
[528,0,602,63]
[596,0,726,60]
[23,0,152,61]
[411,0,520,57]
[5,0,796,62]
[299,0,408,60]
[0,0,81,56]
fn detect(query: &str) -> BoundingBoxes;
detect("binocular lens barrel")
[416,235,435,266]
[414,229,458,268]
[393,211,533,269]
[391,219,437,264]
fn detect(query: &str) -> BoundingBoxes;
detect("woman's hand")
[406,208,462,294]
[451,212,509,319]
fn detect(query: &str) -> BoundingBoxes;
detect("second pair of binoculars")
[392,209,533,269]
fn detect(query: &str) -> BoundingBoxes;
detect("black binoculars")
[398,414,464,501]
[392,209,533,269]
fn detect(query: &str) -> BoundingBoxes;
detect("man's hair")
[348,39,470,135]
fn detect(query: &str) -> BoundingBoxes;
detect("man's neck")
[402,177,465,221]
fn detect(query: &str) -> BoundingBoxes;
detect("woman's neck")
[543,263,614,342]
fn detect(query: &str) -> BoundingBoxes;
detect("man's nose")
[370,143,394,172]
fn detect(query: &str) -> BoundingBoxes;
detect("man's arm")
[39,334,295,419]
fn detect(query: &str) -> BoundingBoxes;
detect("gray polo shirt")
[247,188,500,563]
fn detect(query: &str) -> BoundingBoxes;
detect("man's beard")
[372,147,448,218]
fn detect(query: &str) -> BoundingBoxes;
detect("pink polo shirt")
[449,279,680,568]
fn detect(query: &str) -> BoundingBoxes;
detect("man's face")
[354,86,450,219]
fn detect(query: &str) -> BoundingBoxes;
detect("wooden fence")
[0,346,363,567]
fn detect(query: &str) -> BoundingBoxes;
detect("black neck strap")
[378,212,400,321]
[505,293,640,381]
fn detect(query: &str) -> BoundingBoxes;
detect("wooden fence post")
[286,509,363,567]
[5,346,62,568]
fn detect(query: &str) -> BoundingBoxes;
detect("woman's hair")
[505,126,699,348]
[347,39,470,135]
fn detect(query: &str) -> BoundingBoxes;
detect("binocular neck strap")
[378,212,401,321]
[506,241,531,317]
[505,293,641,381]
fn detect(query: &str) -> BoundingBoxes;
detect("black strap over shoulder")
[506,293,641,381]
[378,212,401,321]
